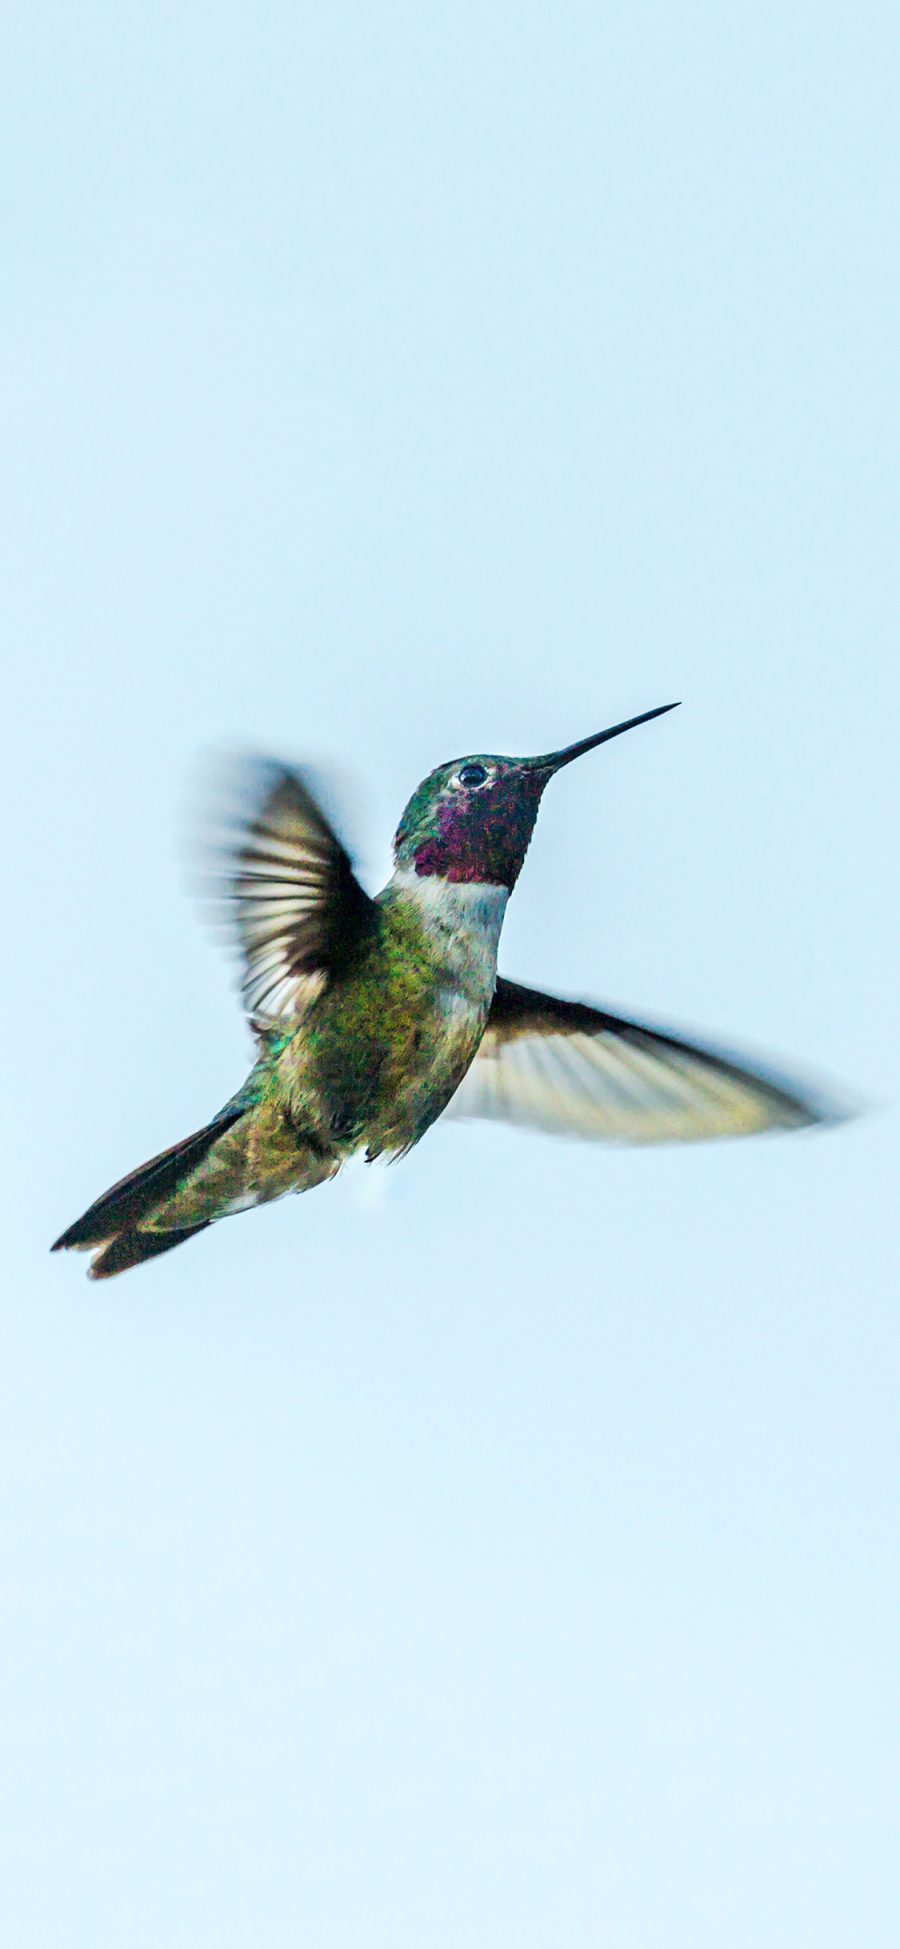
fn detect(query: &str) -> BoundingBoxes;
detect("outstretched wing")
[201,758,376,1024]
[446,978,839,1143]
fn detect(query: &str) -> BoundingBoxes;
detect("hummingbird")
[53,704,837,1279]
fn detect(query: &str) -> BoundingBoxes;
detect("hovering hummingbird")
[53,704,836,1278]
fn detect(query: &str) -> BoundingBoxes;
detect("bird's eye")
[455,763,488,788]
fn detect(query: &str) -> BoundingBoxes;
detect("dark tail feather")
[87,1222,211,1280]
[52,1108,243,1277]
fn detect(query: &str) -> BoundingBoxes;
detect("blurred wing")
[446,978,838,1143]
[201,758,375,1024]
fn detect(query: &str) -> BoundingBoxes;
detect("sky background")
[3,2,899,1943]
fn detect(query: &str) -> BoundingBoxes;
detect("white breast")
[389,870,509,1005]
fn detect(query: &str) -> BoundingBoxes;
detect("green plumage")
[54,867,500,1275]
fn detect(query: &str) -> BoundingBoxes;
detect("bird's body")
[292,873,507,1160]
[53,707,838,1278]
[215,872,507,1197]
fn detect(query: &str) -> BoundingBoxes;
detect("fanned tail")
[51,1109,244,1280]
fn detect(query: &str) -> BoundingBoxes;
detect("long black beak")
[524,701,680,776]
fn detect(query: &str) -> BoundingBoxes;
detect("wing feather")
[446,978,840,1143]
[199,758,375,1024]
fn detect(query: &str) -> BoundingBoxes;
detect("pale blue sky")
[3,2,899,1944]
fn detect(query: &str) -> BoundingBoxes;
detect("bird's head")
[393,704,679,889]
